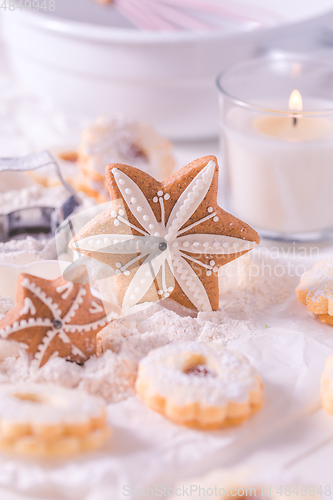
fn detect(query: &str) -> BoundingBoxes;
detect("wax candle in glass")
[217,58,333,241]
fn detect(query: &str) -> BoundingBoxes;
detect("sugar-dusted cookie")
[296,257,333,324]
[70,156,259,312]
[0,273,110,370]
[322,354,333,415]
[78,116,175,201]
[0,383,110,457]
[136,341,263,429]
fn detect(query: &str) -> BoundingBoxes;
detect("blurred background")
[2,0,333,145]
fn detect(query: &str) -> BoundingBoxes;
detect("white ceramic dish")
[2,0,333,139]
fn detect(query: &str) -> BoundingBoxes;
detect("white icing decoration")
[0,319,52,338]
[22,278,62,319]
[122,252,165,309]
[64,313,114,333]
[165,160,215,238]
[76,234,159,254]
[20,297,36,316]
[112,168,163,235]
[62,287,87,324]
[171,251,211,311]
[56,282,74,300]
[31,330,58,371]
[71,344,86,358]
[176,234,256,255]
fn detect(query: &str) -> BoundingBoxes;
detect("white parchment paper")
[0,284,333,500]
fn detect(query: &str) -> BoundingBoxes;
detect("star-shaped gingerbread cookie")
[0,274,109,369]
[69,156,260,312]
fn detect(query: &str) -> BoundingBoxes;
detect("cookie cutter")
[0,151,81,242]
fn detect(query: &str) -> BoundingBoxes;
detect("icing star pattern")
[0,274,110,370]
[70,156,260,312]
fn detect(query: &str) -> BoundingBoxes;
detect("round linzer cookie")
[135,341,264,429]
[69,156,260,312]
[0,273,110,370]
[0,383,110,457]
[296,258,333,324]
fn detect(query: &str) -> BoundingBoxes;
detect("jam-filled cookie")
[0,384,111,457]
[136,341,263,429]
[78,116,175,201]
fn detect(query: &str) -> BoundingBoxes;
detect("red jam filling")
[184,365,216,377]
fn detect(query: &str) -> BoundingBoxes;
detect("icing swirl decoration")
[70,156,260,312]
[0,274,111,370]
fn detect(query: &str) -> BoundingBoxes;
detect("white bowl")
[1,1,333,140]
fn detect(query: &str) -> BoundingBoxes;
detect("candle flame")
[289,89,303,111]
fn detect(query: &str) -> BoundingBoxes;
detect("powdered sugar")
[0,382,105,423]
[0,185,70,215]
[78,116,175,181]
[0,296,14,320]
[80,117,151,174]
[0,350,138,404]
[0,237,56,265]
[297,257,333,301]
[0,182,96,265]
[0,255,294,402]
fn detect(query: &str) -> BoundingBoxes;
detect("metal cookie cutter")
[0,151,81,242]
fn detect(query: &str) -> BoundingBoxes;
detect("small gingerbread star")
[70,156,260,312]
[0,274,109,370]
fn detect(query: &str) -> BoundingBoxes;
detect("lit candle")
[253,90,332,142]
[218,59,333,239]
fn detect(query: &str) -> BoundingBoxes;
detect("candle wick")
[293,116,297,126]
